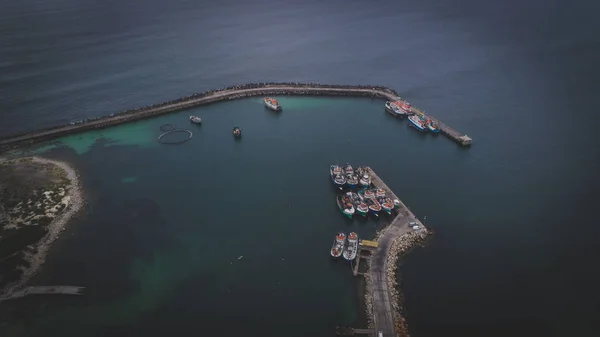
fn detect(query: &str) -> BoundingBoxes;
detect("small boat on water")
[337,195,355,218]
[330,232,346,258]
[365,197,382,217]
[346,174,358,189]
[189,116,202,124]
[264,97,282,111]
[375,188,386,198]
[330,165,346,189]
[343,232,359,261]
[408,114,427,132]
[233,126,242,138]
[343,163,354,175]
[378,197,394,215]
[426,119,441,133]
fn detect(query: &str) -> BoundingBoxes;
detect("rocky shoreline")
[363,225,432,336]
[0,156,83,295]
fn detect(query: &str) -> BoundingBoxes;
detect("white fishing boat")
[343,232,359,261]
[375,188,386,198]
[330,165,346,189]
[264,97,282,111]
[358,189,376,201]
[379,197,394,215]
[426,119,441,133]
[343,163,354,175]
[385,101,407,117]
[330,232,346,258]
[357,167,371,188]
[408,114,427,132]
[189,116,202,124]
[337,195,355,218]
[346,174,358,189]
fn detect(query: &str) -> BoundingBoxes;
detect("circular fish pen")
[157,128,193,145]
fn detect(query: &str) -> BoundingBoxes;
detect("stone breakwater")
[363,227,431,337]
[0,82,471,152]
[0,156,83,296]
[386,229,431,337]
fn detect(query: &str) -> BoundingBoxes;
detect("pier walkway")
[367,168,423,337]
[0,286,85,302]
[0,83,471,151]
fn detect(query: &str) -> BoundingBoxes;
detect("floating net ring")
[160,124,176,132]
[157,129,193,144]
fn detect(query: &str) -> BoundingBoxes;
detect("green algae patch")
[58,122,157,155]
[121,177,138,183]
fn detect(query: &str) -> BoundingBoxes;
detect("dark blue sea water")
[1,0,600,336]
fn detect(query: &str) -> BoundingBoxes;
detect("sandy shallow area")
[0,156,83,295]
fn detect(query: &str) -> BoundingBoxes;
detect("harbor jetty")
[0,83,471,153]
[361,167,431,337]
[0,286,85,303]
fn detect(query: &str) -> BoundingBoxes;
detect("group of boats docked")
[329,164,371,190]
[330,163,395,219]
[408,113,440,133]
[337,189,395,218]
[385,100,441,133]
[330,232,359,261]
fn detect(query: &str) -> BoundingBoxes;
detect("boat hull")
[368,208,380,217]
[265,103,282,111]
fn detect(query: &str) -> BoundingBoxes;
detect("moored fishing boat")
[330,165,346,189]
[346,174,358,189]
[337,195,355,218]
[343,163,354,175]
[426,119,441,133]
[345,191,363,214]
[378,197,394,215]
[408,114,427,132]
[343,232,359,261]
[365,197,382,217]
[264,97,282,111]
[375,188,386,198]
[354,199,368,217]
[398,101,414,115]
[357,166,371,188]
[385,101,406,117]
[358,189,375,201]
[189,116,202,124]
[330,232,346,258]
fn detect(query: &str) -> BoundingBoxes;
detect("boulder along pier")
[0,83,472,152]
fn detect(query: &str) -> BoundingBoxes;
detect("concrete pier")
[0,83,472,152]
[366,167,427,337]
[0,286,85,302]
